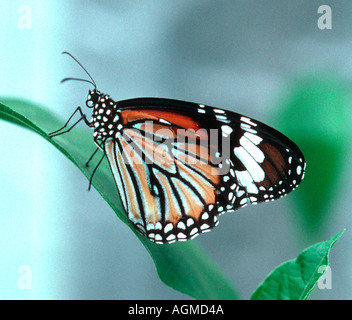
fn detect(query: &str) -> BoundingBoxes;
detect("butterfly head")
[86,89,102,108]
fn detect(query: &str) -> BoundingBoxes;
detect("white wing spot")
[241,116,257,126]
[239,136,265,163]
[221,125,233,135]
[297,165,302,175]
[235,170,259,194]
[147,223,154,231]
[234,146,265,182]
[240,198,247,205]
[244,132,262,145]
[237,190,245,197]
[159,119,171,124]
[177,221,186,230]
[202,212,209,220]
[164,223,173,234]
[240,123,258,134]
[166,234,176,242]
[177,232,187,240]
[216,115,227,121]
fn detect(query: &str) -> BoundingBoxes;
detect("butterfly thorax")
[86,90,122,142]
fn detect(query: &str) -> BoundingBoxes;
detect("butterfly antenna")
[62,51,96,88]
[60,77,96,87]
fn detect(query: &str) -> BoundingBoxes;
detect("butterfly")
[50,52,305,244]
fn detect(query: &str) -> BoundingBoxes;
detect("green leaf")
[250,229,344,300]
[0,98,238,300]
[276,74,352,232]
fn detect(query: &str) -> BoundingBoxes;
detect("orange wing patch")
[120,109,210,141]
[121,109,200,131]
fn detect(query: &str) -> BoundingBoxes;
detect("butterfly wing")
[104,98,305,243]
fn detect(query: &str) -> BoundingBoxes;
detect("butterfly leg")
[85,147,100,167]
[85,141,103,167]
[87,153,106,191]
[48,106,90,137]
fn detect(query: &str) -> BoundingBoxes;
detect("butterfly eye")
[86,100,94,108]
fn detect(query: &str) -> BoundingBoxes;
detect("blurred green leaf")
[250,229,344,300]
[0,98,239,300]
[276,74,352,232]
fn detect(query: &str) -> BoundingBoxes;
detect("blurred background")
[0,0,351,299]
